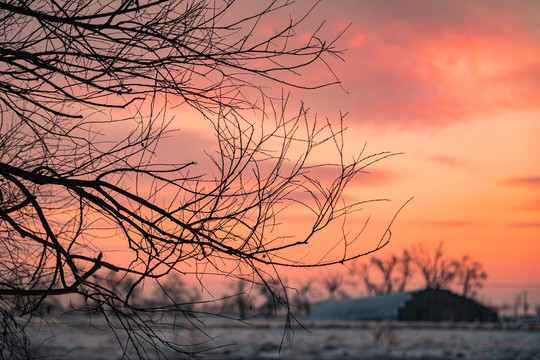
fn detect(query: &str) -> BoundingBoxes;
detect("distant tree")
[351,242,489,299]
[151,272,201,309]
[454,255,487,298]
[0,0,402,357]
[411,241,458,290]
[291,279,314,315]
[496,302,512,318]
[513,293,523,318]
[321,273,349,299]
[217,280,252,318]
[356,249,412,295]
[232,280,250,319]
[256,278,287,317]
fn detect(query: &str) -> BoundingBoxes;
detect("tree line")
[189,240,490,318]
[356,241,487,298]
[75,240,485,319]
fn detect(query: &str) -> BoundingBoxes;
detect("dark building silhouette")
[310,288,498,322]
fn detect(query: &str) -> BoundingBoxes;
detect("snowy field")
[26,315,540,360]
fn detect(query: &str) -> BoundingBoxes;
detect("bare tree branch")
[0,0,404,357]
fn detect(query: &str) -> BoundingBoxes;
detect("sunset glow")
[7,2,540,358]
[88,1,540,307]
[276,0,540,305]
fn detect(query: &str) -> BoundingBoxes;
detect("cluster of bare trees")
[355,241,488,298]
[239,241,488,316]
[355,249,412,296]
[0,0,403,358]
[496,291,540,319]
[207,241,489,319]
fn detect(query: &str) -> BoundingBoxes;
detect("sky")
[84,1,540,307]
[272,0,540,306]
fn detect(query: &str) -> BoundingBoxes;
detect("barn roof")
[309,288,499,322]
[309,290,418,321]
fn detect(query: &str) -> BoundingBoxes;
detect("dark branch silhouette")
[353,242,488,299]
[454,254,488,297]
[0,0,403,357]
[411,241,458,290]
[355,249,412,296]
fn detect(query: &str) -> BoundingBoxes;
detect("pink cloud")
[351,169,398,186]
[348,33,366,49]
[347,29,540,128]
[507,222,540,228]
[296,0,540,129]
[504,176,540,187]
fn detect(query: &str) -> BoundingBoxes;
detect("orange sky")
[91,1,539,307]
[273,0,540,306]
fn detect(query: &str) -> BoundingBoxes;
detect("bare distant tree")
[411,241,458,290]
[454,255,487,298]
[355,249,412,295]
[0,0,403,357]
[216,280,252,318]
[355,243,489,297]
[256,278,287,317]
[321,273,349,299]
[513,293,523,318]
[291,279,314,315]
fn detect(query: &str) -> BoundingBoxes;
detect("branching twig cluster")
[0,0,402,358]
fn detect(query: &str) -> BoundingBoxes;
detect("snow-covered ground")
[26,315,540,359]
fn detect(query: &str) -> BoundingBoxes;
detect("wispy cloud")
[352,169,399,187]
[504,176,540,187]
[507,222,540,228]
